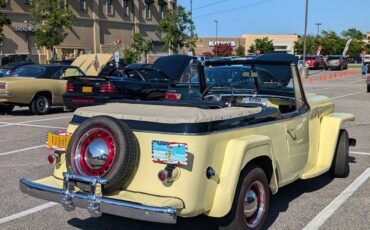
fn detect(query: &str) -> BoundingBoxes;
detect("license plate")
[82,86,92,93]
[152,141,188,166]
[47,132,71,150]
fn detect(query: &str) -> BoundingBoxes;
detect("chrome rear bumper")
[19,173,177,224]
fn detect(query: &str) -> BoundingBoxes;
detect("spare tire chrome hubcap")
[74,127,116,176]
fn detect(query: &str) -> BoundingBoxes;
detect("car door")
[283,65,310,173]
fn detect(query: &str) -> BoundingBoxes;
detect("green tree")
[235,45,245,56]
[294,35,320,55]
[341,28,366,56]
[250,37,274,54]
[31,0,76,59]
[157,5,197,54]
[124,33,152,64]
[0,0,10,35]
[248,44,255,54]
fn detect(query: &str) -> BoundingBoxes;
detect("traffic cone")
[309,77,313,84]
[334,72,337,78]
[329,73,332,80]
[323,75,327,81]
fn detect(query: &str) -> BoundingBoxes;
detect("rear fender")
[208,135,277,217]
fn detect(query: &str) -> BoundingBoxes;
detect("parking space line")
[0,202,57,225]
[350,151,370,156]
[331,91,365,99]
[303,168,370,230]
[0,122,65,129]
[17,116,72,124]
[307,87,330,93]
[0,145,44,156]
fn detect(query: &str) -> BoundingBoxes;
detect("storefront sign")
[208,41,236,47]
[12,24,36,32]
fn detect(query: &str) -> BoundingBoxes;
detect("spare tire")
[66,116,139,193]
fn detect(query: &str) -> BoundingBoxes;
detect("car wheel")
[331,129,350,178]
[66,116,139,193]
[30,94,51,115]
[218,165,269,230]
[0,104,14,115]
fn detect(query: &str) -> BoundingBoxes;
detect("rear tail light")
[0,83,6,89]
[47,154,56,164]
[4,69,13,76]
[99,83,118,93]
[66,83,74,92]
[165,92,182,100]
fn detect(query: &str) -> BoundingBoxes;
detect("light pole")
[24,20,32,59]
[315,22,322,37]
[214,20,218,57]
[302,0,309,78]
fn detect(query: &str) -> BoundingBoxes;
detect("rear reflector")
[165,92,182,100]
[47,154,56,165]
[99,83,118,93]
[71,99,95,103]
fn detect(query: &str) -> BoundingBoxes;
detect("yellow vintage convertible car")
[20,54,355,229]
[0,54,113,115]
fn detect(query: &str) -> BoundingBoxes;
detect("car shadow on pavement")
[68,214,219,230]
[3,107,66,116]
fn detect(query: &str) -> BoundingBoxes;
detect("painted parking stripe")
[350,151,370,156]
[0,145,44,156]
[17,116,72,124]
[0,202,57,225]
[303,168,370,230]
[307,87,330,93]
[0,122,65,129]
[331,91,365,99]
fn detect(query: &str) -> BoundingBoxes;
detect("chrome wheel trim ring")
[243,181,266,228]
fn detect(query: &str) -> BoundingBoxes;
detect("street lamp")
[315,22,322,37]
[302,0,309,78]
[24,20,32,58]
[214,20,218,57]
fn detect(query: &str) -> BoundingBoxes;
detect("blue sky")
[178,0,369,37]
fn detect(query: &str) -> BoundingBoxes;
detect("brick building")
[0,0,176,63]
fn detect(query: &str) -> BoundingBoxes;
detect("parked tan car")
[0,54,113,115]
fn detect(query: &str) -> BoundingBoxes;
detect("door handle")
[287,128,297,140]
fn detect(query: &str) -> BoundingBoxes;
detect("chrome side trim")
[19,178,177,224]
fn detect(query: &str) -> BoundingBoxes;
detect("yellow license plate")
[82,86,92,93]
[47,132,71,149]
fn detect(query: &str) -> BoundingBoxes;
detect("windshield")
[13,66,46,77]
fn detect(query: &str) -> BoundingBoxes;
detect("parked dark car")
[0,60,34,77]
[303,55,326,69]
[63,55,195,110]
[347,56,363,64]
[98,59,126,77]
[325,55,348,70]
[0,54,29,66]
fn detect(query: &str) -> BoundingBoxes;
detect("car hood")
[152,55,194,81]
[71,54,114,77]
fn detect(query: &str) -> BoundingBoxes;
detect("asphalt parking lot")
[0,69,370,230]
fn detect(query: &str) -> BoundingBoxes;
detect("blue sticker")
[152,141,188,166]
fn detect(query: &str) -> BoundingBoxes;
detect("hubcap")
[243,181,266,228]
[36,97,48,112]
[74,127,116,176]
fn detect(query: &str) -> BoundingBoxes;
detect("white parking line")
[307,87,330,93]
[0,122,65,129]
[17,116,72,124]
[350,151,370,156]
[0,145,44,156]
[0,202,57,225]
[303,168,370,230]
[331,91,365,99]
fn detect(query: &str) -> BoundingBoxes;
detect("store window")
[144,0,153,19]
[107,0,113,15]
[79,0,86,11]
[123,0,129,16]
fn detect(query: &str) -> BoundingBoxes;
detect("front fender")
[208,135,277,217]
[301,112,354,179]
